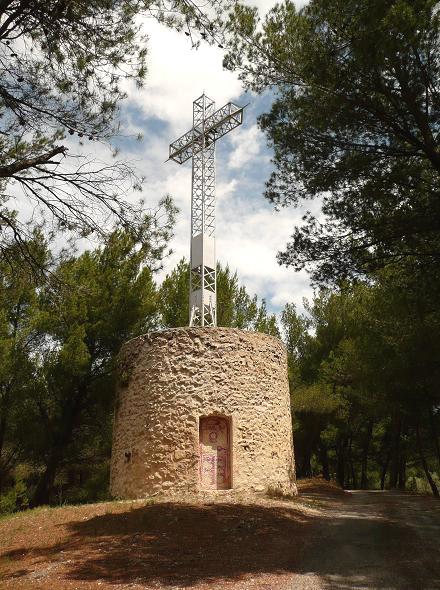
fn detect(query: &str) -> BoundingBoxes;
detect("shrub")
[0,478,29,515]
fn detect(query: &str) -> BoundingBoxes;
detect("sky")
[109,0,314,316]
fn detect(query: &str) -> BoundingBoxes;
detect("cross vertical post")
[169,93,245,326]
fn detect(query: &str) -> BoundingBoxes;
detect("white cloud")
[216,194,314,312]
[247,0,309,16]
[126,20,243,136]
[228,124,267,169]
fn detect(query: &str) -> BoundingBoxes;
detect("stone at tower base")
[110,327,297,499]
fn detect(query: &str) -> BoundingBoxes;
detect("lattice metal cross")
[168,94,245,327]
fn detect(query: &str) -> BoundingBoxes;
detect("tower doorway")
[199,416,231,490]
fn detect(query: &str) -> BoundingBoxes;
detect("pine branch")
[0,146,67,178]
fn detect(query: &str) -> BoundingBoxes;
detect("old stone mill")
[110,94,296,497]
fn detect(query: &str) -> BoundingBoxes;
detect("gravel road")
[291,490,440,590]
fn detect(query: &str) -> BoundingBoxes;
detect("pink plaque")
[199,417,231,489]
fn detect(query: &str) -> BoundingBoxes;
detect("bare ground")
[0,480,439,590]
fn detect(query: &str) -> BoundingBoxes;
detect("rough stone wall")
[110,327,296,499]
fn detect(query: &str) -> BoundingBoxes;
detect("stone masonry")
[110,327,297,498]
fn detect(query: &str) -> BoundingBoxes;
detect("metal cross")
[168,94,245,327]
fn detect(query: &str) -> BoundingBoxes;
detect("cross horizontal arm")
[203,102,245,145]
[169,102,245,164]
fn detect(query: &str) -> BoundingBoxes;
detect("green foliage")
[294,383,343,415]
[0,478,28,514]
[28,220,165,505]
[0,232,50,489]
[60,462,111,505]
[281,265,440,493]
[224,0,440,283]
[158,259,190,328]
[158,259,279,336]
[0,205,176,507]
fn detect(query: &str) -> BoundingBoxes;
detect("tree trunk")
[360,420,373,489]
[348,435,357,489]
[31,452,61,506]
[350,459,357,489]
[0,413,7,494]
[336,435,348,488]
[389,414,402,489]
[398,455,406,490]
[428,407,440,471]
[0,305,23,493]
[31,384,87,507]
[380,452,390,490]
[415,422,439,497]
[0,382,13,494]
[397,420,408,490]
[318,438,330,481]
[297,418,322,478]
[300,445,313,478]
[380,428,392,490]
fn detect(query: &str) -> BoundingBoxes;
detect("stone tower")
[110,327,296,498]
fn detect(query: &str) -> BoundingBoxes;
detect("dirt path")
[291,489,440,590]
[0,487,440,589]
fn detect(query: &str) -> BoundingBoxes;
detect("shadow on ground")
[3,491,440,589]
[2,502,313,587]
